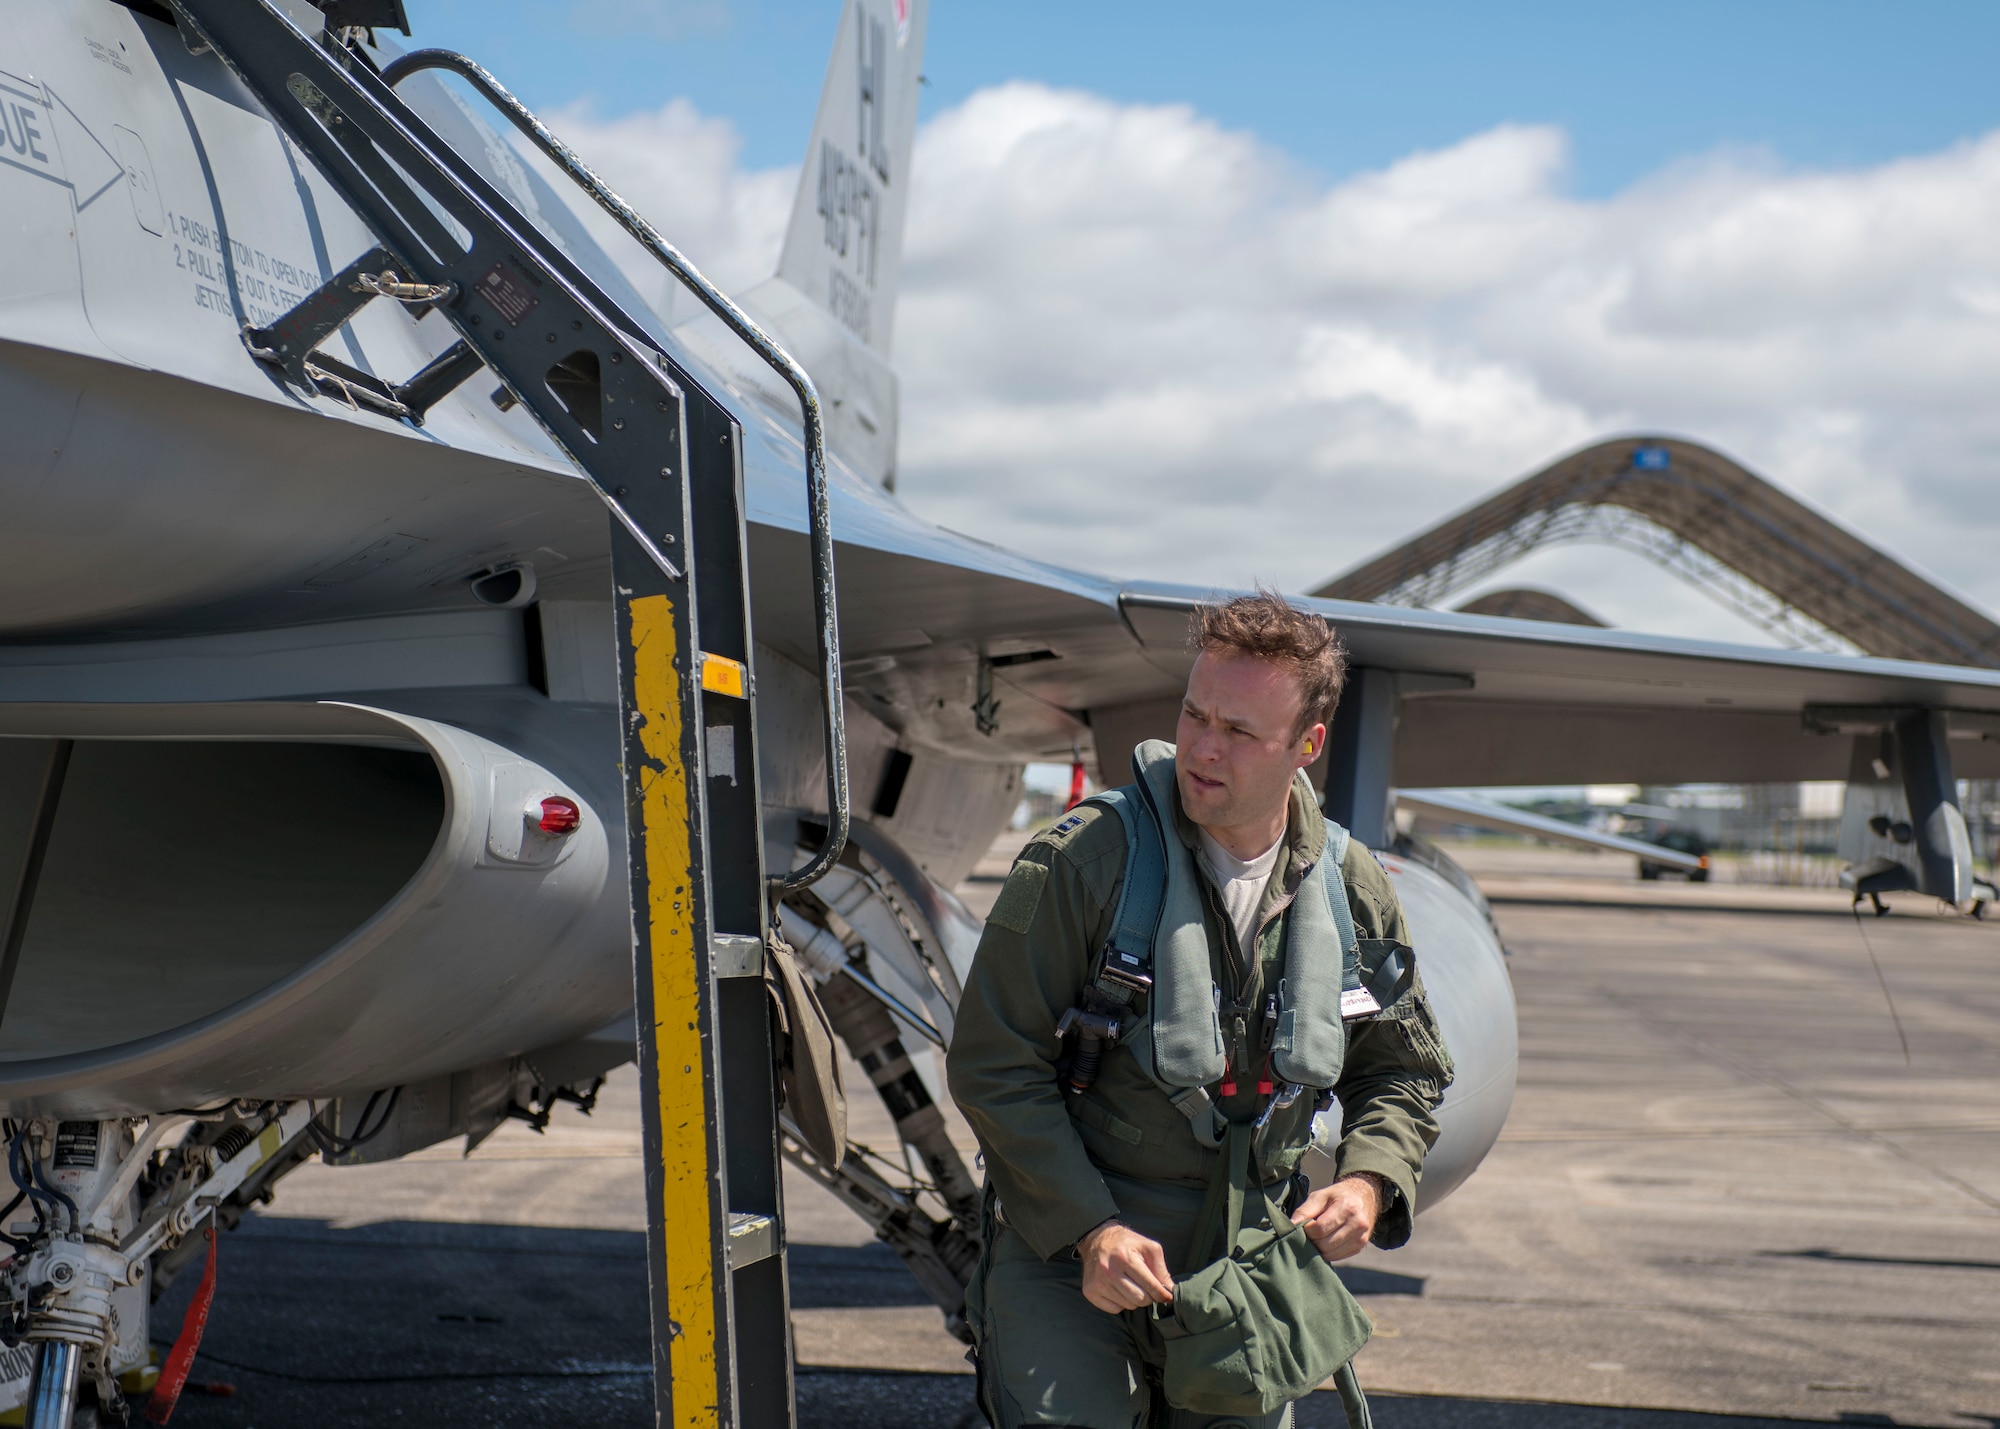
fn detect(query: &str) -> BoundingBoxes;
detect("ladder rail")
[381,46,849,895]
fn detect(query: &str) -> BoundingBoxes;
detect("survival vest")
[1056,740,1410,1147]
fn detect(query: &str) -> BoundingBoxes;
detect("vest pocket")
[1354,938,1417,1016]
[1068,1093,1147,1147]
[987,858,1048,933]
[1392,998,1455,1084]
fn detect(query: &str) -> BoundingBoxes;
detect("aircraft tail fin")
[702,0,927,488]
[776,0,927,360]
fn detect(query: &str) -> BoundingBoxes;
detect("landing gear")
[0,1105,313,1427]
[21,1343,80,1429]
[777,846,986,1340]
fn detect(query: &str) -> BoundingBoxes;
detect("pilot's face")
[1174,651,1323,837]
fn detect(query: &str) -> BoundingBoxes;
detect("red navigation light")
[538,796,582,835]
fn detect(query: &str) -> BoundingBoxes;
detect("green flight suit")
[946,774,1453,1429]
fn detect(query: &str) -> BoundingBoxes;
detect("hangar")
[1312,435,2000,667]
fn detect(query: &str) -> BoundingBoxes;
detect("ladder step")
[711,934,764,980]
[298,350,408,420]
[396,340,487,424]
[244,249,485,426]
[242,244,395,389]
[725,1212,779,1270]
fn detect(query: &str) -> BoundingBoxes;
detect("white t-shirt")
[1196,827,1284,957]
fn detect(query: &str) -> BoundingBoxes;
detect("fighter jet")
[2,1,1999,1421]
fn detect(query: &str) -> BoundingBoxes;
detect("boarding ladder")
[163,3,848,1423]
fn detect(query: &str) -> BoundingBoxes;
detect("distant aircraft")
[3,1,1998,1422]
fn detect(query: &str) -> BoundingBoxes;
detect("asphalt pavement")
[146,841,2000,1428]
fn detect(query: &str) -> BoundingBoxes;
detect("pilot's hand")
[1290,1174,1383,1263]
[1076,1220,1175,1313]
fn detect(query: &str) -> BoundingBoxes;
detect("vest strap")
[1070,743,1355,1147]
[1083,786,1164,1004]
[1168,1085,1226,1147]
[1076,790,1227,1145]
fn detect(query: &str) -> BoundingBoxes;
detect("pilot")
[946,591,1453,1429]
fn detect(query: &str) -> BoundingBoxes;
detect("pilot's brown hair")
[1191,590,1347,739]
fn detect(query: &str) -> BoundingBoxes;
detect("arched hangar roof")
[1311,436,2000,669]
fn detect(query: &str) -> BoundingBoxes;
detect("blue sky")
[405,0,2000,193]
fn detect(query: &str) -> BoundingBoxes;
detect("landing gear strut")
[0,1105,312,1427]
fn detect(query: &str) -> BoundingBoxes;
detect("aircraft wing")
[739,455,2000,792]
[1394,789,1705,873]
[1077,586,2000,786]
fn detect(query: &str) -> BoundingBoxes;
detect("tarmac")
[150,840,2000,1428]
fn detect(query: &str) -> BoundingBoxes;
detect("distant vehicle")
[1639,829,1712,882]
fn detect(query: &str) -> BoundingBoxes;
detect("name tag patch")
[1340,987,1382,1020]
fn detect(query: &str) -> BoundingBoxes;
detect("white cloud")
[551,83,2000,644]
[534,97,793,306]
